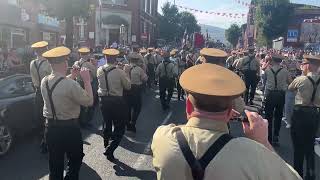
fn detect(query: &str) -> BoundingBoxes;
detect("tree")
[159,2,200,42]
[254,0,293,46]
[44,0,90,48]
[225,24,241,48]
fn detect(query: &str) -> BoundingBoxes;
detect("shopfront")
[36,14,60,47]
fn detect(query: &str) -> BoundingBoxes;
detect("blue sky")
[158,0,320,29]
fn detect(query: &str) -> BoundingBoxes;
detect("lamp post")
[120,24,125,46]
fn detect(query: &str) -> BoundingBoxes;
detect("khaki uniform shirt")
[176,58,186,77]
[97,64,131,97]
[288,72,320,107]
[237,56,260,71]
[265,65,290,91]
[126,64,148,85]
[30,57,52,87]
[145,53,157,65]
[152,117,302,180]
[156,61,178,79]
[154,54,164,65]
[86,62,98,78]
[41,72,93,120]
[74,58,94,81]
[129,52,145,70]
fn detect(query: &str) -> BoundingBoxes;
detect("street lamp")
[120,24,125,46]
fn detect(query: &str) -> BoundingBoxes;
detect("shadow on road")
[80,162,102,180]
[113,159,156,180]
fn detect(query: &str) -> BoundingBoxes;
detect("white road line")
[132,110,173,169]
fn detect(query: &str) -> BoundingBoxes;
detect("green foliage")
[159,2,200,42]
[254,0,293,46]
[225,24,241,48]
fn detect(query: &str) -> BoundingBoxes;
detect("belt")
[46,118,79,127]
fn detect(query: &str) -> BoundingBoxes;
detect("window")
[149,0,152,15]
[101,0,128,6]
[146,0,150,14]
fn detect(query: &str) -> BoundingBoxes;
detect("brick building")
[0,0,61,49]
[76,0,159,48]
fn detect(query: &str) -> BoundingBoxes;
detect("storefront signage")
[38,14,60,27]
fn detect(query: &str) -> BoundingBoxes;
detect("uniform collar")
[51,71,66,77]
[307,72,318,76]
[185,117,229,133]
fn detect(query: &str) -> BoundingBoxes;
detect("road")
[0,88,319,180]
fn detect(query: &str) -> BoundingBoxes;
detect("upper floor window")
[7,0,23,6]
[101,0,128,6]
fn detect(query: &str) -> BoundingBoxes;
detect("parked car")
[0,74,36,156]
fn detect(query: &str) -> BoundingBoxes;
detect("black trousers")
[264,90,285,142]
[99,96,126,152]
[35,88,45,129]
[125,85,143,127]
[243,70,258,103]
[291,106,320,179]
[159,77,174,109]
[46,121,84,180]
[177,79,185,100]
[147,64,155,88]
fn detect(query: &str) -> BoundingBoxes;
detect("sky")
[158,0,320,29]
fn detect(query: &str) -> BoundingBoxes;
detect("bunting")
[176,5,249,19]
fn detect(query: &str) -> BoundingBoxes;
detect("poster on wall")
[300,20,320,43]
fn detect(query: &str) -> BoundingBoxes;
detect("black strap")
[45,77,65,121]
[79,61,86,68]
[176,128,233,180]
[270,68,283,90]
[102,67,116,96]
[307,76,320,104]
[34,60,46,85]
[129,65,136,79]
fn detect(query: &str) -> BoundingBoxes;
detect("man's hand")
[80,67,91,83]
[242,110,272,150]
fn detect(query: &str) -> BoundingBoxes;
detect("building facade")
[76,0,158,48]
[0,0,61,50]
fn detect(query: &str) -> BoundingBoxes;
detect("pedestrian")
[264,54,292,145]
[124,53,148,132]
[145,48,156,88]
[151,63,302,180]
[41,46,93,180]
[73,47,95,127]
[176,50,186,101]
[236,47,260,105]
[97,48,131,161]
[30,41,51,154]
[226,51,237,70]
[289,54,320,180]
[155,51,177,110]
[130,45,146,71]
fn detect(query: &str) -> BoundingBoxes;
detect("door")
[109,28,120,46]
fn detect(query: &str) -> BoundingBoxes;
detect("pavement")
[0,88,319,180]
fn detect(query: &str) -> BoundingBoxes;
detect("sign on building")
[287,29,298,42]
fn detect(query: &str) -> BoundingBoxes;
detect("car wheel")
[0,123,13,156]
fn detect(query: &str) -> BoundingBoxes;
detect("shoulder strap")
[307,76,320,104]
[270,68,283,90]
[129,65,136,79]
[176,128,233,180]
[102,67,117,96]
[79,61,86,68]
[34,60,46,86]
[45,77,64,121]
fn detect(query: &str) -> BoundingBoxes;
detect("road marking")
[132,110,173,169]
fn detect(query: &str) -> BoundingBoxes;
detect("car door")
[4,76,36,133]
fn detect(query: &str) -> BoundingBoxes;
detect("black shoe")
[104,150,116,162]
[249,100,254,105]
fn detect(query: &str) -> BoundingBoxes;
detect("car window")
[0,76,34,99]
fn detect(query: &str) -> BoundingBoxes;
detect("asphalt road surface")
[0,88,319,180]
